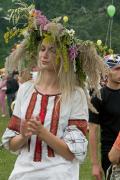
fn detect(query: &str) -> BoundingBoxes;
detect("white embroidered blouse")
[2,81,88,180]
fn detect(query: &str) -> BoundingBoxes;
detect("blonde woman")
[2,6,105,180]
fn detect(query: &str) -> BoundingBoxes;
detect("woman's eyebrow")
[49,46,56,49]
[41,44,45,48]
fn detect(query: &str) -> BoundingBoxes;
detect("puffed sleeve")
[1,86,22,153]
[63,88,88,162]
[68,88,88,135]
[63,126,88,163]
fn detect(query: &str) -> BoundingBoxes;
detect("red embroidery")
[25,92,38,120]
[68,119,87,136]
[8,115,21,132]
[25,92,38,151]
[34,95,48,161]
[48,96,60,157]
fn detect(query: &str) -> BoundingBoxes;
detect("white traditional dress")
[2,81,88,180]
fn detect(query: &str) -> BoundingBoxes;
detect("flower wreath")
[4,0,106,93]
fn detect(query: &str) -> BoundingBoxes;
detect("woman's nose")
[43,50,49,59]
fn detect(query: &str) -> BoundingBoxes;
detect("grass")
[0,115,94,180]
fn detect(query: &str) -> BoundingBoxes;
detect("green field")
[0,115,95,180]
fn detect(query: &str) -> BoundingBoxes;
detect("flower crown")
[4,1,106,93]
[4,2,84,72]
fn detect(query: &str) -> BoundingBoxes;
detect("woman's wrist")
[20,134,29,142]
[37,126,48,139]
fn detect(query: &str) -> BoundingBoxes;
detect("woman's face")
[38,41,58,72]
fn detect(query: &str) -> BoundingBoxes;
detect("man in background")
[89,54,120,179]
[6,71,19,117]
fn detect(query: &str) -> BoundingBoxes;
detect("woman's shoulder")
[18,80,34,94]
[74,86,86,97]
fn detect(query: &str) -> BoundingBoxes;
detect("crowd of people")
[0,69,35,117]
[0,4,120,180]
[0,71,19,117]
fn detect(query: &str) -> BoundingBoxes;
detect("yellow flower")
[97,40,102,46]
[63,16,68,23]
[108,49,113,54]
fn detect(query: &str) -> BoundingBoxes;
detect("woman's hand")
[26,117,44,137]
[20,120,33,139]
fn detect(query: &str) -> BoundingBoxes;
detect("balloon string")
[105,19,111,46]
[105,18,113,49]
[109,18,113,48]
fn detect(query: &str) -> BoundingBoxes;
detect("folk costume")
[2,2,105,180]
[2,81,88,180]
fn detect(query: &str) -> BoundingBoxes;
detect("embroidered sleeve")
[1,86,22,153]
[68,119,87,136]
[62,89,88,162]
[1,128,20,155]
[69,88,88,135]
[8,115,21,132]
[63,126,88,163]
[113,132,120,150]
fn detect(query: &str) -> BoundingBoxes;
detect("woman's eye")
[41,47,45,51]
[50,48,56,53]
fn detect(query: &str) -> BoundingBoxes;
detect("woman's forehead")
[42,35,55,45]
[41,40,56,48]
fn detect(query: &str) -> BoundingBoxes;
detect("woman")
[2,6,105,180]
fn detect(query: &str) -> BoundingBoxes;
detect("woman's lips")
[41,61,49,64]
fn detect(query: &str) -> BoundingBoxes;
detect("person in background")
[6,71,19,117]
[106,132,120,180]
[0,74,7,117]
[108,132,120,164]
[89,54,120,179]
[18,69,32,85]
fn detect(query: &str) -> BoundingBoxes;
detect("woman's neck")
[37,71,60,94]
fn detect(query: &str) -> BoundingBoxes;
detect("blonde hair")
[5,33,105,112]
[35,41,77,102]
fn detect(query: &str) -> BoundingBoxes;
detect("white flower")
[67,29,75,37]
[22,30,29,37]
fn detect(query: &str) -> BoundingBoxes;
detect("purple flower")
[33,10,49,30]
[36,16,49,29]
[68,45,78,61]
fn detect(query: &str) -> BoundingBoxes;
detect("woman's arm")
[9,119,74,160]
[9,134,28,152]
[39,127,74,161]
[27,119,74,161]
[9,121,32,152]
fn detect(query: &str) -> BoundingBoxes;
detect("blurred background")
[0,0,120,68]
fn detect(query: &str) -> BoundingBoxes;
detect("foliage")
[0,0,120,68]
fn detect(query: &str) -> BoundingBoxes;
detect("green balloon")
[107,5,116,17]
